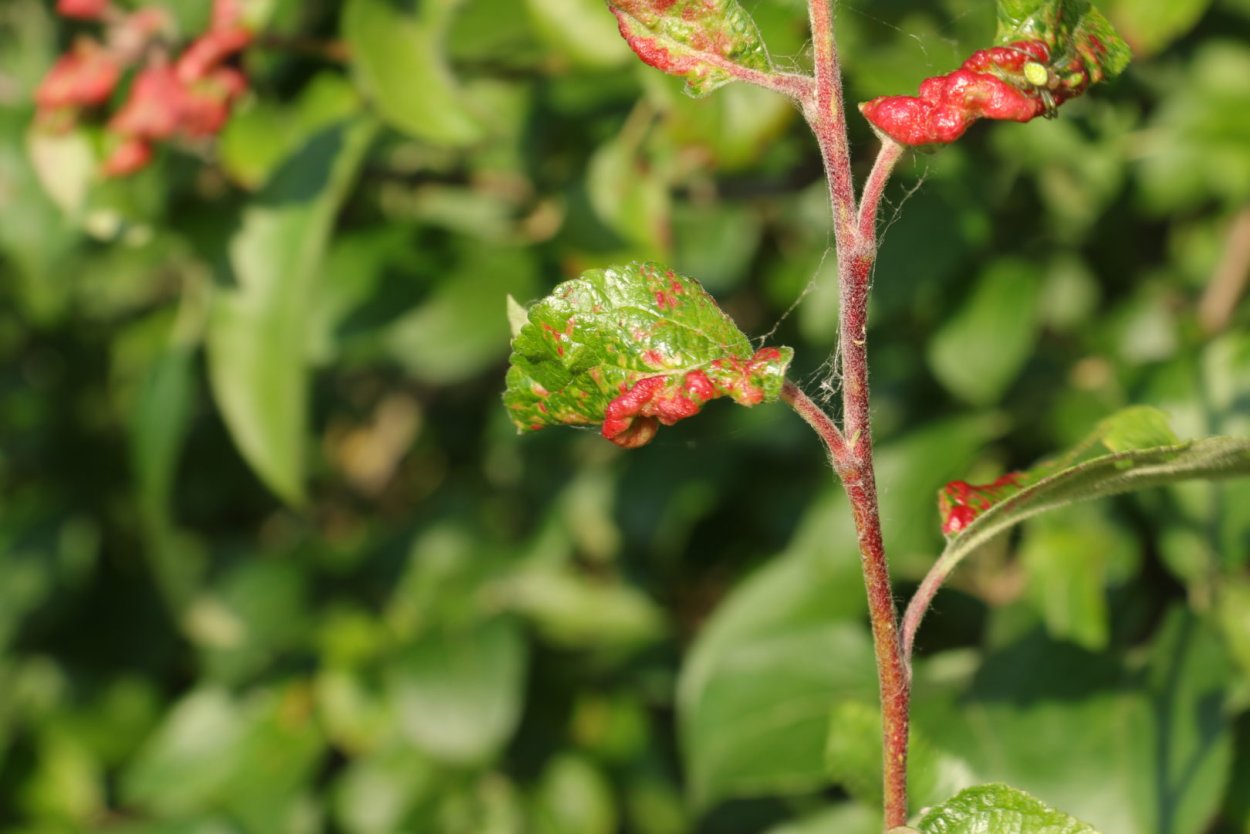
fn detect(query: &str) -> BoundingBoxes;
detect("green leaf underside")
[996,0,1131,83]
[918,783,1100,834]
[505,262,792,448]
[938,406,1250,565]
[608,0,773,96]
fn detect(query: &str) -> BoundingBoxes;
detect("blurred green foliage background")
[2,0,1250,832]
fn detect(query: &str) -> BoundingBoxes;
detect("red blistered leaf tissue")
[35,0,254,177]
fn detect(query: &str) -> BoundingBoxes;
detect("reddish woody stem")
[710,62,814,101]
[799,3,911,827]
[858,138,905,241]
[805,0,857,246]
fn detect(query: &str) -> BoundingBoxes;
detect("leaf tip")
[506,294,528,340]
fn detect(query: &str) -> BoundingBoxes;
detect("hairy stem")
[901,550,959,665]
[782,381,849,467]
[806,0,858,246]
[802,2,911,827]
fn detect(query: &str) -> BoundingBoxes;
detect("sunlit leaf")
[677,492,873,805]
[927,259,1041,406]
[386,618,527,766]
[504,262,792,448]
[916,783,1101,834]
[913,611,1234,833]
[342,0,482,146]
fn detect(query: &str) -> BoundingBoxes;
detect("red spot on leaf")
[655,290,679,310]
[938,473,1024,535]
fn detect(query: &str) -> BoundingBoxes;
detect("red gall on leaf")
[861,40,1067,147]
[57,0,111,20]
[35,38,122,114]
[862,9,1129,149]
[109,65,186,141]
[101,137,154,178]
[177,28,254,84]
[106,62,247,175]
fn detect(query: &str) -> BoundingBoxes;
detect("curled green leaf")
[607,0,773,97]
[504,262,793,448]
[906,407,1250,659]
[937,406,1189,536]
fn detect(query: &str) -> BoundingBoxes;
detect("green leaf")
[218,73,361,190]
[1106,0,1212,56]
[531,754,618,834]
[342,0,483,146]
[332,742,436,834]
[503,262,793,448]
[936,406,1250,566]
[504,566,666,649]
[1019,507,1136,651]
[916,783,1101,834]
[586,134,671,257]
[763,802,882,834]
[927,259,1042,406]
[678,491,874,805]
[1138,44,1250,213]
[385,618,527,766]
[206,119,376,505]
[913,611,1235,833]
[996,0,1131,84]
[25,127,93,221]
[606,0,774,97]
[121,684,324,821]
[131,345,195,537]
[385,245,540,385]
[526,0,632,68]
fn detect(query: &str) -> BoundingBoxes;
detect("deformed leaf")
[504,262,793,449]
[607,0,773,97]
[861,0,1130,147]
[917,783,1101,834]
[934,406,1250,577]
[940,407,1190,535]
